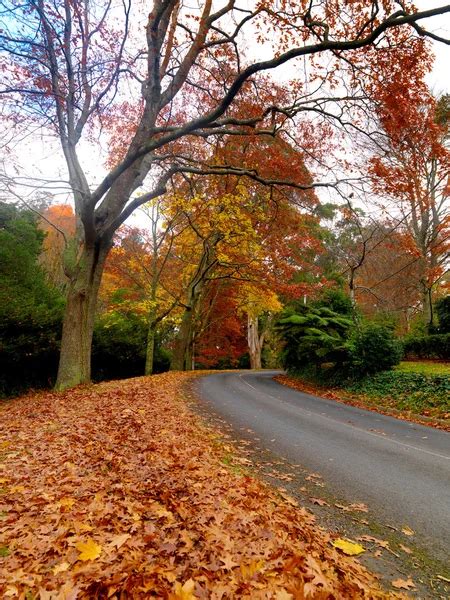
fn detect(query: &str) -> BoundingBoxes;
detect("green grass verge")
[395,360,450,376]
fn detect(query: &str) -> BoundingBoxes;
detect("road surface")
[197,370,450,560]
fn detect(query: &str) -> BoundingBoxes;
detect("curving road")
[197,370,450,560]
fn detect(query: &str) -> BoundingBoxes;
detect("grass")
[395,360,450,376]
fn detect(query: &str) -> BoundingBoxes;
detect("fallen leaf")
[170,578,197,599]
[220,554,239,570]
[399,544,412,554]
[240,559,265,579]
[310,497,329,506]
[331,538,365,556]
[107,533,130,550]
[275,590,293,600]
[401,526,415,536]
[53,561,70,575]
[359,535,389,549]
[58,497,76,508]
[75,538,102,561]
[392,578,416,590]
[347,502,368,513]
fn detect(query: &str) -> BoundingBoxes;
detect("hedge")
[402,333,450,361]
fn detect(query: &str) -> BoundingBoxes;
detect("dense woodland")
[0,0,449,396]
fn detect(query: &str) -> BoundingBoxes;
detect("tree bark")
[145,316,157,376]
[55,242,108,390]
[248,314,263,370]
[170,306,194,371]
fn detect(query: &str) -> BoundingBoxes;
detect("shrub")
[349,323,403,376]
[0,203,64,396]
[277,306,353,372]
[435,296,450,333]
[402,333,450,360]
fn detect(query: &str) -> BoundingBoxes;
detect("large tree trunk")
[170,306,194,371]
[248,314,263,370]
[55,243,107,390]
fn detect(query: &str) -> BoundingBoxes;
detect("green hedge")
[402,333,450,360]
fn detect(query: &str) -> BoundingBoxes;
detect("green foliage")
[92,311,170,381]
[279,289,403,380]
[313,288,354,316]
[435,296,450,333]
[349,323,403,376]
[277,305,353,372]
[0,202,171,397]
[402,333,450,360]
[346,371,450,416]
[0,203,64,396]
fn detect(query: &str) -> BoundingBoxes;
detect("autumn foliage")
[0,373,391,598]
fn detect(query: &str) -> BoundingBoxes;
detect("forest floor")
[0,371,413,599]
[275,361,450,431]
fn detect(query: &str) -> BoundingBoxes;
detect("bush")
[349,323,403,376]
[277,306,353,372]
[435,296,450,333]
[402,333,450,360]
[0,202,65,396]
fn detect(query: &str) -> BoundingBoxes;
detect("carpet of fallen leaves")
[1,372,400,599]
[274,375,449,432]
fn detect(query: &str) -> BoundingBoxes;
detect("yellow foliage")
[75,538,102,561]
[331,538,365,556]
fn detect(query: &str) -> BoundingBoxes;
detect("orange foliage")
[0,372,388,597]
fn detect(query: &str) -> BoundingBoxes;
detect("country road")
[196,370,450,561]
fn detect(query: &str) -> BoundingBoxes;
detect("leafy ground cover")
[275,362,449,429]
[0,372,393,599]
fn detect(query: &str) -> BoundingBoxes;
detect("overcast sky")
[415,0,450,94]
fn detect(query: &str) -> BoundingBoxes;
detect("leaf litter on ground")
[0,372,406,598]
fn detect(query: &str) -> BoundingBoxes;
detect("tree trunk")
[145,317,156,376]
[422,284,435,332]
[248,314,263,370]
[55,243,107,390]
[170,306,194,370]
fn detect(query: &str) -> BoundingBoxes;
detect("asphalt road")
[197,370,450,560]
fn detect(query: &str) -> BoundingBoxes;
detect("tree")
[370,88,449,330]
[0,202,63,394]
[38,204,76,291]
[1,1,448,389]
[277,305,353,373]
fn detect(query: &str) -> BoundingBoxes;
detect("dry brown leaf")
[310,497,329,506]
[392,577,416,590]
[52,561,70,575]
[401,526,415,536]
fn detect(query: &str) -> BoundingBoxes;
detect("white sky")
[415,0,450,94]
